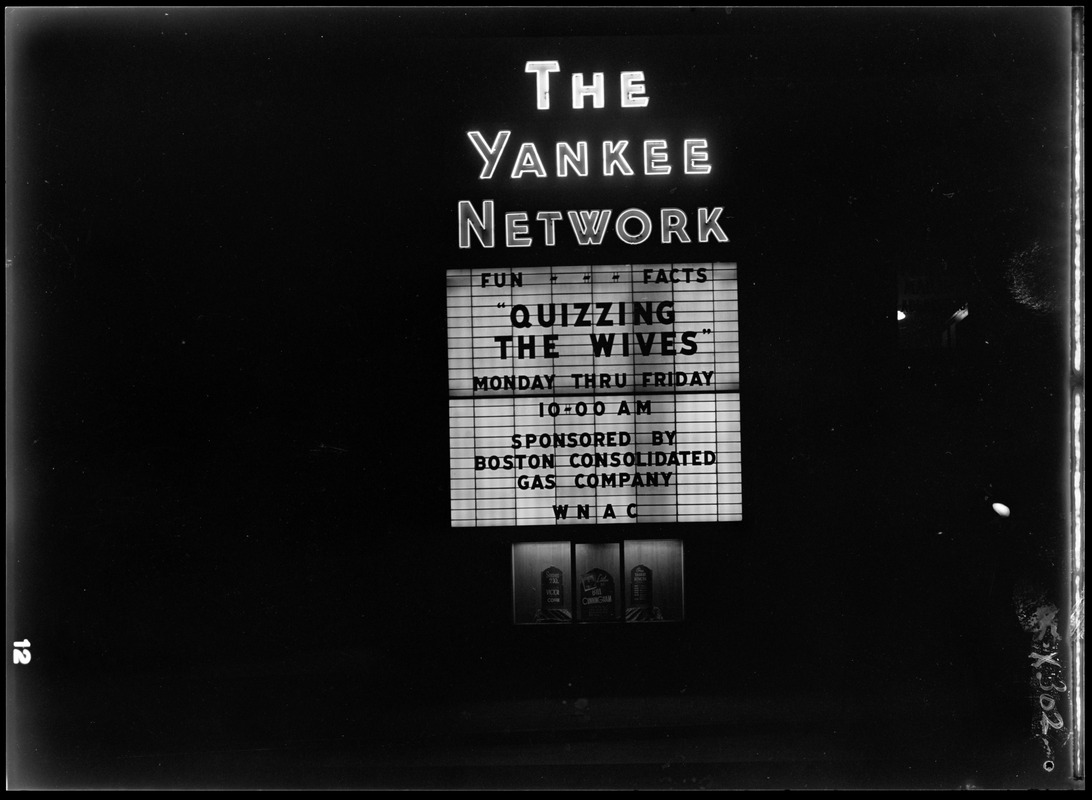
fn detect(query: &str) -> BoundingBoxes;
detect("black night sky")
[8,8,1078,790]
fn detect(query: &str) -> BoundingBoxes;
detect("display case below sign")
[623,539,684,622]
[513,540,683,624]
[512,541,573,624]
[574,542,622,622]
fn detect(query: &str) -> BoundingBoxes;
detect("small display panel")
[513,540,683,624]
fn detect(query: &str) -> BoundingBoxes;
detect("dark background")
[8,7,1077,789]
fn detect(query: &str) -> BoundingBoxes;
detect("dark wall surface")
[8,7,1078,790]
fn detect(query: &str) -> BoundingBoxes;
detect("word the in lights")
[524,61,650,110]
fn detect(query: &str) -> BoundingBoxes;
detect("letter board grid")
[448,262,741,527]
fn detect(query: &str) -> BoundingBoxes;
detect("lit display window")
[512,540,684,624]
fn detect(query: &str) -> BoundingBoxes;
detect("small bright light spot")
[992,502,1011,518]
[897,310,907,321]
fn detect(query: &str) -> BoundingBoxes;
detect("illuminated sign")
[448,262,741,526]
[457,61,729,249]
[457,202,728,249]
